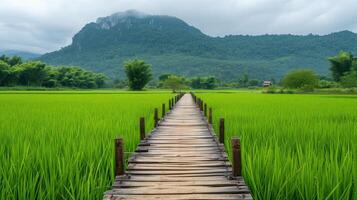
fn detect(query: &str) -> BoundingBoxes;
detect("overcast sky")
[1,0,357,54]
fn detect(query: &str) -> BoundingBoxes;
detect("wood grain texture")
[104,94,252,199]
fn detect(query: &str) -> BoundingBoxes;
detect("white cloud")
[1,0,357,54]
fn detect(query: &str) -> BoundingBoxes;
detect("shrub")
[282,70,318,90]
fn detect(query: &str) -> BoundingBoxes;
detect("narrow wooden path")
[104,94,252,200]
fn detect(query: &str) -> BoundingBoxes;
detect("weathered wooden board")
[103,94,252,199]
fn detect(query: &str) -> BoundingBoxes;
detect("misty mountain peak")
[96,10,150,29]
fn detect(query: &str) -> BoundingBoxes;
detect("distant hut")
[263,81,272,87]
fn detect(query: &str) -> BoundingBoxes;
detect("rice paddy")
[197,92,357,199]
[1,91,356,199]
[0,91,173,199]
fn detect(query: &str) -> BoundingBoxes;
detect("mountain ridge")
[0,50,41,60]
[39,10,357,80]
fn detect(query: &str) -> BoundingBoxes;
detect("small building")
[263,81,272,87]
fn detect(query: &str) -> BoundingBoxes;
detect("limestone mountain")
[39,10,357,80]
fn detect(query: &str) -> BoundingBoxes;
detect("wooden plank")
[106,186,250,195]
[113,180,247,187]
[103,94,252,199]
[105,194,253,200]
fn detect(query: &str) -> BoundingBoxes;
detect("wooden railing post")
[209,107,212,124]
[114,138,124,176]
[162,103,165,117]
[140,117,145,140]
[219,118,224,143]
[169,99,172,110]
[154,108,159,127]
[200,100,204,111]
[204,103,207,117]
[231,137,242,176]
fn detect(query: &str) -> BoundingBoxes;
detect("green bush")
[124,59,152,90]
[282,70,318,90]
[341,70,357,88]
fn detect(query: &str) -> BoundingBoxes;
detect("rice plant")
[198,92,357,200]
[0,92,172,199]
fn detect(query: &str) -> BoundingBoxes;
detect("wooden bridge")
[104,93,252,200]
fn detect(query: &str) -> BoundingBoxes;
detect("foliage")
[158,73,173,82]
[39,11,357,80]
[340,70,357,88]
[318,79,339,88]
[14,61,47,86]
[162,75,186,92]
[190,76,218,89]
[0,92,173,199]
[124,59,152,90]
[0,60,11,85]
[0,55,107,88]
[248,79,261,87]
[282,70,318,90]
[113,79,129,89]
[0,55,22,66]
[198,92,357,200]
[328,51,357,81]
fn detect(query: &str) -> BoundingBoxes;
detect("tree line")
[0,55,107,88]
[2,50,357,91]
[278,51,357,91]
[122,50,357,91]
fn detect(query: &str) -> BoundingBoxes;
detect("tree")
[282,70,318,91]
[15,61,47,86]
[190,77,202,89]
[124,59,152,90]
[328,51,356,81]
[0,61,10,85]
[159,73,172,82]
[94,73,107,88]
[203,76,218,89]
[0,55,22,66]
[341,71,357,88]
[163,75,185,92]
[248,79,260,87]
[189,76,218,89]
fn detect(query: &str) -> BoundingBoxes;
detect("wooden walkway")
[104,94,252,200]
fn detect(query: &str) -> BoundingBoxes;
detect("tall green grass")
[0,92,172,199]
[198,93,357,199]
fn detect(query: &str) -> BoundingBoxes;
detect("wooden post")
[219,118,224,144]
[200,100,204,111]
[172,98,174,107]
[231,137,242,176]
[204,103,207,117]
[154,108,159,127]
[140,117,145,140]
[169,99,172,110]
[114,138,124,176]
[209,107,212,124]
[162,103,165,117]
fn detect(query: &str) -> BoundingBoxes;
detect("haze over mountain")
[39,10,357,80]
[0,50,41,60]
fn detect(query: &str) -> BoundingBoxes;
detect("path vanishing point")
[104,93,252,200]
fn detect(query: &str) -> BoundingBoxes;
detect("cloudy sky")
[1,0,357,54]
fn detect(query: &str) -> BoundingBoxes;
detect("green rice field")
[198,92,357,199]
[0,91,173,199]
[1,91,356,199]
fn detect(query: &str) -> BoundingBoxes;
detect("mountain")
[1,50,41,60]
[39,10,357,80]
